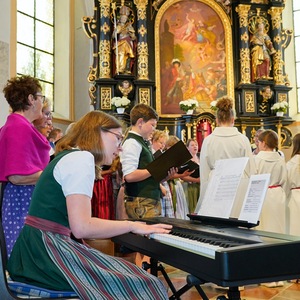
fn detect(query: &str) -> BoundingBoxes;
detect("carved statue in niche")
[112,4,136,75]
[118,80,133,98]
[250,19,276,82]
[259,85,273,115]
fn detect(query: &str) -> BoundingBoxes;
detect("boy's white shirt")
[120,131,143,176]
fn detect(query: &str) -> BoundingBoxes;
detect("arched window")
[17,0,54,105]
[15,0,74,121]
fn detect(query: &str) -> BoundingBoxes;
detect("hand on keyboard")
[130,221,172,236]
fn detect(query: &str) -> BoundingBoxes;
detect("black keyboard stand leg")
[189,275,209,300]
[142,259,209,300]
[227,287,241,300]
[217,286,241,300]
[142,259,178,296]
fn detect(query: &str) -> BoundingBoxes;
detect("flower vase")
[276,111,284,117]
[116,107,125,114]
[186,109,194,115]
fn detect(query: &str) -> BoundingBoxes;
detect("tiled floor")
[159,265,300,300]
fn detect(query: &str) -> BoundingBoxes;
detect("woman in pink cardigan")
[0,75,50,257]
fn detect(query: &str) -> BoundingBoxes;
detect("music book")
[152,148,199,175]
[153,150,163,159]
[177,159,199,174]
[192,157,270,227]
[146,140,192,182]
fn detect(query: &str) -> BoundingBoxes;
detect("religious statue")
[112,5,136,75]
[250,20,276,82]
[118,80,133,98]
[259,85,273,114]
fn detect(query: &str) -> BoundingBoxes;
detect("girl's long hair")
[55,111,121,165]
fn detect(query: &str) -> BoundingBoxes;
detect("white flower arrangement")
[270,101,289,113]
[210,100,218,111]
[179,99,199,112]
[111,96,131,110]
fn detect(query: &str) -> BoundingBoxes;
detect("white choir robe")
[286,154,300,236]
[195,127,255,213]
[255,151,288,234]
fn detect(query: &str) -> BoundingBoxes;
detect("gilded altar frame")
[154,0,234,117]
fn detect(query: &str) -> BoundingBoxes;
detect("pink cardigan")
[0,113,50,182]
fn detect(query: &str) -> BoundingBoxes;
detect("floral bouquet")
[270,101,289,113]
[111,96,131,110]
[179,99,199,113]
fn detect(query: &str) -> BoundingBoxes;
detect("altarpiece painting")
[155,0,234,116]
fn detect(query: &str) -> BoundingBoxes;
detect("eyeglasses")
[44,111,52,118]
[35,94,46,103]
[101,128,124,146]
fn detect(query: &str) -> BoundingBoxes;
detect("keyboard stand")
[142,258,209,300]
[228,287,241,300]
[217,287,241,300]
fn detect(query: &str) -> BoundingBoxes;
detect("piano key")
[170,229,243,248]
[149,233,222,258]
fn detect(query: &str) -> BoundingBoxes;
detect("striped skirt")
[8,217,168,300]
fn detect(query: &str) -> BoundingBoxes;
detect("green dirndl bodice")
[8,150,168,300]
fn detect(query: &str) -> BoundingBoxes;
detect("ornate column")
[133,0,154,106]
[90,0,116,111]
[268,5,292,87]
[235,5,258,118]
[99,0,112,79]
[236,4,251,85]
[268,6,292,115]
[276,120,283,150]
[82,0,113,109]
[268,7,284,86]
[186,122,193,140]
[134,0,149,80]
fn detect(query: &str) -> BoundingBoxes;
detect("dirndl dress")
[8,216,168,300]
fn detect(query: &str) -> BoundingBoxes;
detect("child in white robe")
[255,129,287,288]
[287,133,300,236]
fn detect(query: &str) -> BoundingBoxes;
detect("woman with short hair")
[0,75,50,257]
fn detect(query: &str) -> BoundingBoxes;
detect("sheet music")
[239,174,270,224]
[198,157,249,218]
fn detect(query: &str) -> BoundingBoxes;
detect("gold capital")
[236,4,251,28]
[268,7,283,30]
